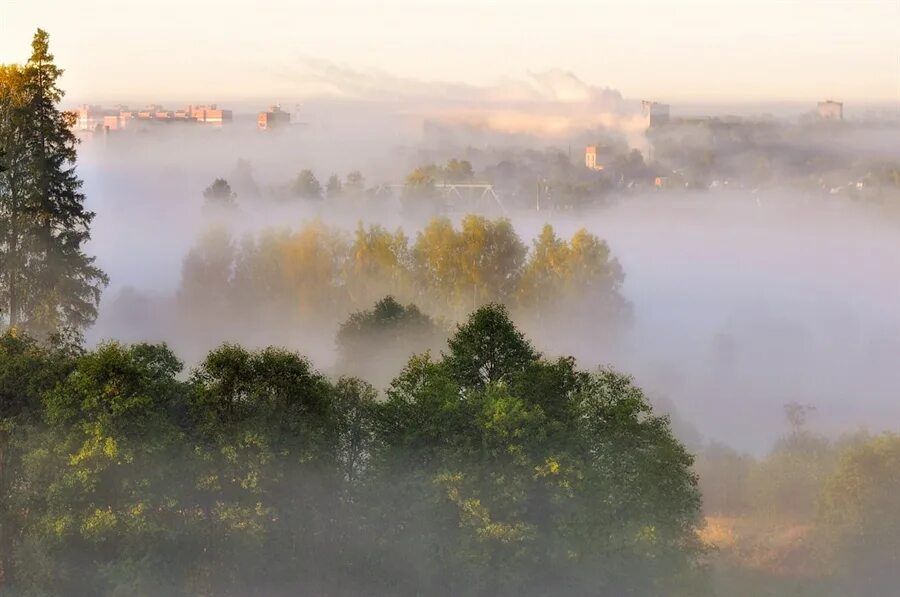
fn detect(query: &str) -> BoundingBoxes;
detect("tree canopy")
[292,169,322,200]
[202,177,236,208]
[0,305,708,595]
[171,217,630,359]
[336,296,444,387]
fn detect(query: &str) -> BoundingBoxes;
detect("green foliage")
[409,215,529,317]
[444,303,537,389]
[400,160,476,210]
[697,416,900,596]
[13,342,190,594]
[518,224,629,352]
[443,159,474,182]
[345,223,413,307]
[174,217,629,347]
[332,377,378,486]
[699,403,838,523]
[818,433,900,593]
[325,173,342,199]
[291,169,322,200]
[0,329,79,583]
[0,329,76,422]
[201,177,236,208]
[344,170,365,197]
[749,430,836,521]
[191,344,334,443]
[371,305,706,595]
[694,442,754,515]
[336,296,443,387]
[0,308,705,595]
[404,164,440,195]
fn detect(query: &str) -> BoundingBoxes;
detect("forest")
[0,301,896,596]
[0,304,707,595]
[1,28,900,597]
[169,216,629,366]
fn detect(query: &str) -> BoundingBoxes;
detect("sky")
[1,0,898,105]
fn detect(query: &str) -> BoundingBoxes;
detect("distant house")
[584,145,604,170]
[76,103,232,131]
[817,100,843,121]
[258,105,292,130]
[190,105,233,125]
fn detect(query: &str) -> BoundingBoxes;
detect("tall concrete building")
[258,105,292,130]
[189,105,232,125]
[76,103,231,130]
[76,105,120,131]
[641,100,670,128]
[817,100,843,121]
[584,145,604,170]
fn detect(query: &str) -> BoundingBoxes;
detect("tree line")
[696,404,900,595]
[177,216,630,358]
[203,160,478,210]
[0,303,706,596]
[203,167,369,209]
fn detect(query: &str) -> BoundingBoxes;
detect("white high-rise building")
[641,100,670,128]
[817,100,843,121]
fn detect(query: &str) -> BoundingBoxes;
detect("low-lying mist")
[79,113,900,453]
[6,19,900,594]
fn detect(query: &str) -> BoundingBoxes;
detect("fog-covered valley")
[80,118,900,453]
[3,12,900,593]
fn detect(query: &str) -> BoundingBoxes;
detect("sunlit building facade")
[75,103,232,131]
[258,105,292,130]
[641,100,670,128]
[584,145,604,170]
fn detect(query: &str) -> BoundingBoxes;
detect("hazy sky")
[1,0,898,104]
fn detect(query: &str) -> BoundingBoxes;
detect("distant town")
[75,103,293,132]
[71,94,897,209]
[76,97,850,136]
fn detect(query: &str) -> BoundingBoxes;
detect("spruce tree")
[0,64,31,329]
[6,30,107,334]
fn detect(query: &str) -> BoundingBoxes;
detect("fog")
[74,94,900,455]
[4,17,900,588]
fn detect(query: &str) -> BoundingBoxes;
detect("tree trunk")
[0,430,10,588]
[8,206,19,328]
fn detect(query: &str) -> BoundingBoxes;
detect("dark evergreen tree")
[14,29,107,335]
[292,169,322,200]
[0,64,31,330]
[202,177,237,209]
[336,296,443,386]
[325,173,342,199]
